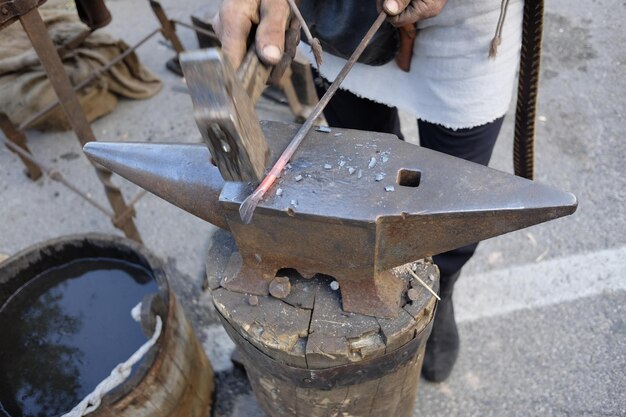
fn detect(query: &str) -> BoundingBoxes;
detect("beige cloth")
[0,0,162,131]
[300,0,524,129]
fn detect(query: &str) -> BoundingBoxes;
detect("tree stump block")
[208,247,439,417]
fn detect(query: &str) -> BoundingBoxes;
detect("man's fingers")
[215,1,259,69]
[255,0,290,65]
[268,17,301,86]
[383,0,411,16]
[389,0,447,26]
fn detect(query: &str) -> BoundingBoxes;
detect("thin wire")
[286,0,323,68]
[171,19,221,42]
[408,268,441,301]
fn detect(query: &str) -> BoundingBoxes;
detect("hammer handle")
[236,48,272,103]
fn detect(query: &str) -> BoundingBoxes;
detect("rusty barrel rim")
[0,233,171,408]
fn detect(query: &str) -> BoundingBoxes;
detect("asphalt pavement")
[0,0,624,416]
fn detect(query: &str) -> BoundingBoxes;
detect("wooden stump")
[209,255,439,417]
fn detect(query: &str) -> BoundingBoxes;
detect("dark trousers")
[316,81,503,293]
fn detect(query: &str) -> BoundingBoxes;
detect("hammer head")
[180,49,269,181]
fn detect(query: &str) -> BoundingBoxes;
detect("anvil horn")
[83,141,229,230]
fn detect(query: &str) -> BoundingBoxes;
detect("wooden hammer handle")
[236,48,272,103]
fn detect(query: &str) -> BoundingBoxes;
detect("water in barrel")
[0,258,158,417]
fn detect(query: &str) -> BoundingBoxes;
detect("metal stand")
[17,7,142,242]
[0,113,42,180]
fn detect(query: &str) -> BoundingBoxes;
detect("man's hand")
[380,0,448,26]
[212,0,290,70]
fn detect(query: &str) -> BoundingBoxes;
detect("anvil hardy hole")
[397,169,421,188]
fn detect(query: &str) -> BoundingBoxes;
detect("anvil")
[84,121,577,318]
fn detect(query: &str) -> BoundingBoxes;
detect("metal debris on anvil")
[276,188,283,196]
[330,281,340,291]
[334,132,342,137]
[324,164,332,169]
[385,185,395,192]
[368,157,377,169]
[357,169,363,179]
[290,199,298,206]
[269,276,291,299]
[339,160,346,167]
[348,167,356,175]
[375,173,385,182]
[83,121,577,318]
[316,126,332,133]
[295,174,303,182]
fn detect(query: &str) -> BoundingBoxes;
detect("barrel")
[206,232,438,417]
[0,234,214,417]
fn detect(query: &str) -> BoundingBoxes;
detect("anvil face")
[84,121,577,318]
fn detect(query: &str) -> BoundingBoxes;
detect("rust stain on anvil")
[83,121,577,318]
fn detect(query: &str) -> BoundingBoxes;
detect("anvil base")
[220,252,406,318]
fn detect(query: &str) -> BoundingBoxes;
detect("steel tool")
[181,48,271,181]
[180,9,303,182]
[84,121,577,318]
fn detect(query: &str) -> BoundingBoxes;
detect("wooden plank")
[213,287,311,368]
[306,283,385,369]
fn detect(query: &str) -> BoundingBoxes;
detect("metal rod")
[286,0,322,68]
[238,11,388,224]
[19,8,142,242]
[0,113,42,180]
[18,27,161,131]
[56,28,95,57]
[149,0,185,53]
[112,190,147,227]
[171,19,220,42]
[2,138,115,217]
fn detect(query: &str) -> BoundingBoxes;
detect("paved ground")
[0,0,624,416]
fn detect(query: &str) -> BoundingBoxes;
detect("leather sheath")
[299,0,399,66]
[395,23,417,72]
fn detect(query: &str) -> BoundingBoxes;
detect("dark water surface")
[0,258,158,417]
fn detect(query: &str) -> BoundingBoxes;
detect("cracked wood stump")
[207,238,438,417]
